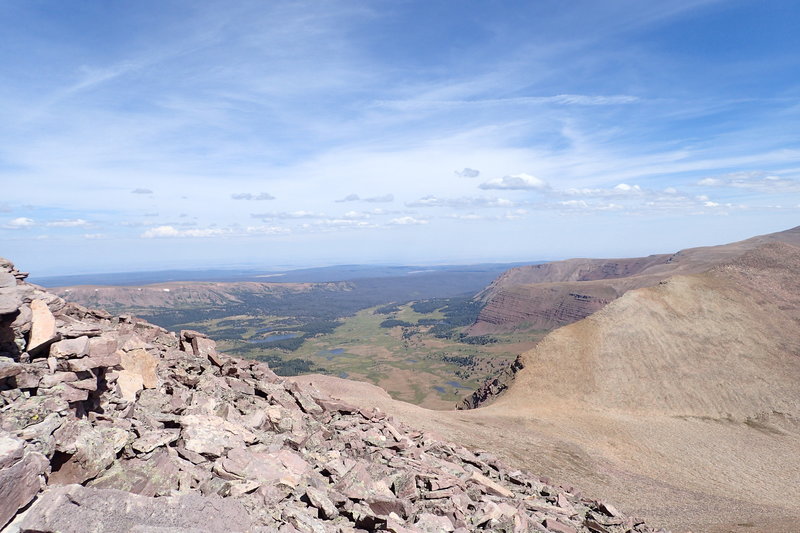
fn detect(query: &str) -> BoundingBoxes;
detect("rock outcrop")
[0,258,659,532]
[467,225,800,336]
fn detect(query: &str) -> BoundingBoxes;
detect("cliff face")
[0,258,654,533]
[468,225,800,336]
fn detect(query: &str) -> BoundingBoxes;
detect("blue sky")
[1,0,799,275]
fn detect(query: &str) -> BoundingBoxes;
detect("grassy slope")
[175,303,540,409]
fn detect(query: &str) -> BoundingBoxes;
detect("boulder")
[217,447,310,486]
[67,351,121,372]
[49,420,128,485]
[120,348,158,388]
[50,336,90,359]
[89,448,181,497]
[0,361,22,379]
[27,299,58,353]
[0,435,49,529]
[16,484,253,533]
[179,415,257,458]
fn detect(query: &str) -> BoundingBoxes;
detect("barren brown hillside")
[53,281,342,311]
[295,240,800,533]
[468,225,800,334]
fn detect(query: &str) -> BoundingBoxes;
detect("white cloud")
[406,195,516,208]
[244,225,291,235]
[336,193,394,203]
[46,218,89,227]
[3,217,35,229]
[479,173,549,191]
[131,188,153,194]
[342,210,370,219]
[558,200,623,211]
[563,183,644,197]
[455,168,480,178]
[613,183,641,193]
[363,194,394,203]
[312,219,376,229]
[336,194,361,203]
[388,216,428,225]
[251,211,324,220]
[377,94,640,111]
[231,192,276,200]
[695,171,800,192]
[141,225,228,238]
[447,213,485,220]
[83,233,106,239]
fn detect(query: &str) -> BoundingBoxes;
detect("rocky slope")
[467,225,800,335]
[0,257,657,533]
[298,240,800,533]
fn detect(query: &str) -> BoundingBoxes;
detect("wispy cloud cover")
[1,0,799,274]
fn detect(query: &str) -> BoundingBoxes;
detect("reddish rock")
[543,518,578,533]
[65,351,121,372]
[27,299,57,353]
[0,361,22,379]
[467,470,514,498]
[17,484,253,533]
[49,420,128,485]
[50,336,90,359]
[0,436,48,529]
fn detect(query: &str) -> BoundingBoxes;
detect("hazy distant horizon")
[2,1,799,276]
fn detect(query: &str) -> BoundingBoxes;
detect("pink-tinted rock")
[414,512,455,532]
[335,461,394,501]
[89,448,180,497]
[467,470,514,498]
[51,383,89,402]
[66,351,121,372]
[218,447,310,485]
[17,484,253,533]
[27,299,57,353]
[131,429,180,454]
[49,420,128,485]
[87,335,117,358]
[120,348,158,388]
[543,518,578,533]
[0,361,22,380]
[0,435,49,528]
[180,415,257,458]
[49,336,89,358]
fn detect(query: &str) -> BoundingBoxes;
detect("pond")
[246,332,301,344]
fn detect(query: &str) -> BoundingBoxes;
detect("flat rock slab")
[16,484,253,533]
[0,436,48,529]
[180,414,257,458]
[27,300,56,353]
